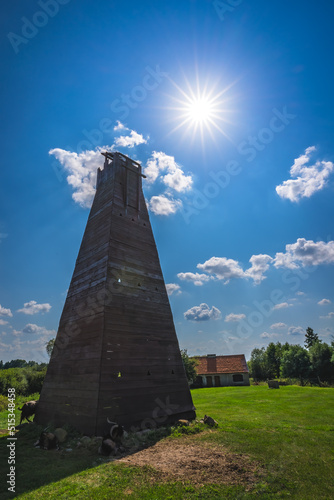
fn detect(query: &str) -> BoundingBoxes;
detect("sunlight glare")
[165,77,236,145]
[186,96,214,124]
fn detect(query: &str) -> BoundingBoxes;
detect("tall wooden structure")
[36,151,195,435]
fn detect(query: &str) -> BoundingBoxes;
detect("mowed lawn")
[0,385,333,499]
[193,385,334,498]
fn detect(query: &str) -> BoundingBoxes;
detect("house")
[192,354,250,387]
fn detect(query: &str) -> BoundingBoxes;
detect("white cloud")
[197,257,245,284]
[147,194,182,216]
[114,121,127,131]
[270,322,287,329]
[13,323,56,337]
[197,254,272,285]
[0,305,13,317]
[245,254,273,284]
[1,334,55,364]
[163,167,193,193]
[143,151,193,192]
[225,313,246,322]
[0,319,8,325]
[274,251,299,270]
[49,147,109,208]
[178,238,334,290]
[17,300,52,315]
[276,146,334,202]
[320,312,334,319]
[50,123,148,210]
[184,303,222,322]
[273,302,291,310]
[318,298,331,306]
[288,325,304,336]
[166,283,181,296]
[0,341,14,352]
[177,272,212,286]
[274,238,334,269]
[260,332,278,339]
[114,129,147,148]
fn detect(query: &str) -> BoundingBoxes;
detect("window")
[233,374,243,382]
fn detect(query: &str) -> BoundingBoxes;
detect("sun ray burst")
[164,75,236,144]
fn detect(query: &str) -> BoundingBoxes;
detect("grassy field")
[0,385,333,499]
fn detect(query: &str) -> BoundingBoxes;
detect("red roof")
[193,354,249,375]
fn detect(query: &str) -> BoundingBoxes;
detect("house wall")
[197,372,250,387]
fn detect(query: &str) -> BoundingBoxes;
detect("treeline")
[0,359,47,370]
[248,328,334,385]
[0,359,47,395]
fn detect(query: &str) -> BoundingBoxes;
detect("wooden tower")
[36,151,196,435]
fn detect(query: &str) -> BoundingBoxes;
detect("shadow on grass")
[0,421,206,499]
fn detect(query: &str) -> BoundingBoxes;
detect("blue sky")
[1,0,334,363]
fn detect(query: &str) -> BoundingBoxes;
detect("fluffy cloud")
[184,303,221,322]
[51,142,193,218]
[245,254,273,284]
[274,239,334,269]
[197,257,245,284]
[225,313,246,322]
[177,272,212,286]
[276,146,334,202]
[114,121,126,131]
[0,305,13,317]
[114,129,147,148]
[288,326,304,336]
[260,332,278,339]
[166,283,181,296]
[49,123,148,208]
[13,323,56,337]
[147,195,182,215]
[17,300,52,315]
[179,238,334,290]
[144,151,193,192]
[270,322,287,329]
[318,298,331,306]
[197,254,272,285]
[0,319,8,325]
[273,302,291,310]
[320,312,334,319]
[49,147,108,208]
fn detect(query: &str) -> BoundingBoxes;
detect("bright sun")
[166,77,235,143]
[186,96,214,124]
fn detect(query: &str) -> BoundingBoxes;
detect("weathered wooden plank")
[36,152,196,435]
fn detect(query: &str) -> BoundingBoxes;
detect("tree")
[46,338,55,358]
[249,348,269,381]
[309,342,334,383]
[181,349,198,385]
[304,327,320,349]
[3,359,27,369]
[281,345,311,385]
[266,342,284,379]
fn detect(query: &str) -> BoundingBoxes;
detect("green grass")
[0,386,333,499]
[193,385,334,498]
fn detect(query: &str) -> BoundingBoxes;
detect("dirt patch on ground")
[117,437,262,488]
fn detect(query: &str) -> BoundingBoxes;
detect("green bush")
[0,366,47,395]
[0,394,7,411]
[24,367,47,394]
[0,368,28,395]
